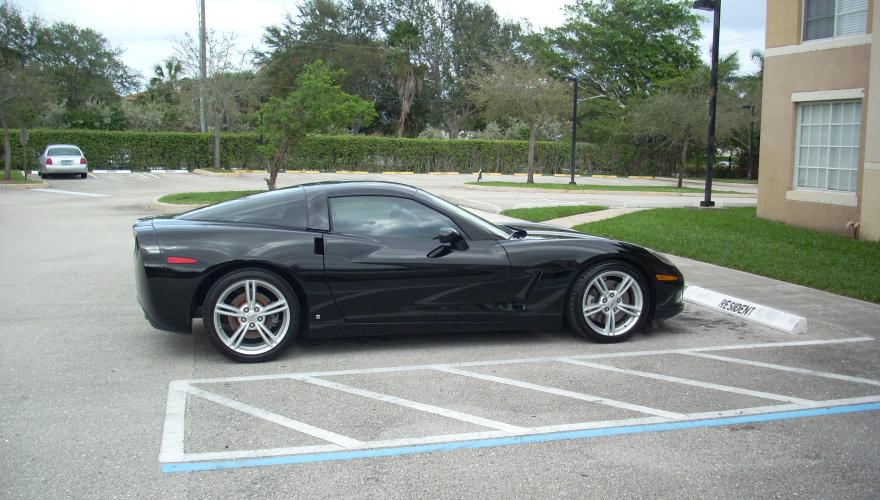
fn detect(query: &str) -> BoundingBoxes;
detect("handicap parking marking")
[557,358,817,405]
[160,336,880,473]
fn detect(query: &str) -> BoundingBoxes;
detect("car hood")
[502,221,608,241]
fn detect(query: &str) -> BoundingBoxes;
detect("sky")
[18,0,766,89]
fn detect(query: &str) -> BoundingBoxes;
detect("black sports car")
[134,181,684,362]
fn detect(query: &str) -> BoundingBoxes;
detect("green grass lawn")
[576,207,880,303]
[470,181,739,194]
[158,190,263,204]
[501,205,607,222]
[0,170,40,184]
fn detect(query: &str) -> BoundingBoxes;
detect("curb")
[462,184,756,198]
[193,168,242,177]
[148,198,207,214]
[684,285,808,334]
[0,180,49,190]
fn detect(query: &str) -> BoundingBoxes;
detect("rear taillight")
[80,157,86,164]
[45,158,53,165]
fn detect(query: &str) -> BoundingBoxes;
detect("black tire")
[80,172,87,179]
[567,261,651,343]
[202,268,301,362]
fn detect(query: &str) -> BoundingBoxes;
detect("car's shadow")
[177,318,685,365]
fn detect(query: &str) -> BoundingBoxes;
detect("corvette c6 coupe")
[134,181,684,362]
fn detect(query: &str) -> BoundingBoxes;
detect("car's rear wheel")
[203,269,300,362]
[80,173,87,179]
[567,261,650,343]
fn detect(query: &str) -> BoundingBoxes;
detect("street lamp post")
[564,76,578,185]
[742,104,756,180]
[694,0,721,207]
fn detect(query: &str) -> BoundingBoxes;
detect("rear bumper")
[43,165,87,174]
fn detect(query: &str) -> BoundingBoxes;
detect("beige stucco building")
[759,0,879,240]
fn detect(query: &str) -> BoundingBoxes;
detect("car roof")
[45,144,82,150]
[302,180,421,197]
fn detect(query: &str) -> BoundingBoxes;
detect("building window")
[795,100,861,192]
[803,0,868,41]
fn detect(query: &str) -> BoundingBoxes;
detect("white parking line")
[296,375,528,433]
[433,366,687,420]
[30,188,110,198]
[186,384,364,449]
[88,173,97,179]
[184,337,874,384]
[681,351,880,387]
[136,173,150,179]
[558,358,817,405]
[145,173,161,179]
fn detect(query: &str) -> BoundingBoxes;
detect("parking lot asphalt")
[1,172,878,499]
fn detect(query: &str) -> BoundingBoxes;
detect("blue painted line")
[162,402,880,473]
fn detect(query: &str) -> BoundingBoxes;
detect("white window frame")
[792,99,861,198]
[802,0,869,42]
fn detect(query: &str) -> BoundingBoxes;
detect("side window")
[179,186,308,228]
[329,196,459,239]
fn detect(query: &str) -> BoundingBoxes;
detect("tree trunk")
[213,111,222,170]
[2,114,11,181]
[266,138,292,191]
[678,136,689,189]
[527,122,537,184]
[20,128,28,179]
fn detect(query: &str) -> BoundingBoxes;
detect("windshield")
[429,192,512,240]
[48,147,82,156]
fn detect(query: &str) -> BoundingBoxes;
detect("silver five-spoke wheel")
[582,270,643,337]
[204,269,300,362]
[213,279,291,355]
[568,262,650,343]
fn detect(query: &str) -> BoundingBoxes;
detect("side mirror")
[431,227,468,253]
[435,227,461,244]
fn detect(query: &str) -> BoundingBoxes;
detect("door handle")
[314,236,324,255]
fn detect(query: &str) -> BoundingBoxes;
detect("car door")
[322,195,512,326]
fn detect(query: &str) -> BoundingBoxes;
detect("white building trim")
[791,88,865,102]
[765,34,872,58]
[786,189,858,206]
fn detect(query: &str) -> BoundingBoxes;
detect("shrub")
[3,128,594,173]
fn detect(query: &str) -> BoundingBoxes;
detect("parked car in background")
[39,144,88,178]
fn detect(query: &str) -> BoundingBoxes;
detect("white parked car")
[39,144,88,178]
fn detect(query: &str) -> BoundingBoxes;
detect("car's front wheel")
[203,269,300,362]
[567,261,650,343]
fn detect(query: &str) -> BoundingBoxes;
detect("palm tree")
[386,21,423,137]
[148,58,182,103]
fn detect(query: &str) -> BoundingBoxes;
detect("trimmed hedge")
[3,129,594,173]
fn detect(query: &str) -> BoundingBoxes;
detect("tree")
[470,60,569,183]
[1,2,49,180]
[258,60,376,190]
[386,21,423,136]
[629,54,744,185]
[34,20,139,127]
[175,31,264,167]
[553,0,702,107]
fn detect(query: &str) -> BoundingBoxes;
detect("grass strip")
[501,205,607,222]
[575,207,880,303]
[470,181,740,194]
[158,190,263,204]
[0,170,41,184]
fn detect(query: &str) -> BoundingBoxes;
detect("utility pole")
[564,76,578,185]
[198,0,207,133]
[694,0,720,207]
[742,104,756,180]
